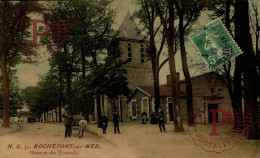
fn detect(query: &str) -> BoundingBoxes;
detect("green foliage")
[0,70,23,117]
[44,0,116,66]
[0,1,39,65]
[81,41,130,100]
[22,74,61,117]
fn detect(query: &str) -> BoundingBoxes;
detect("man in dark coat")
[64,113,73,138]
[100,114,109,134]
[157,108,166,133]
[113,112,120,134]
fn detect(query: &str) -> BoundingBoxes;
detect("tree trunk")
[67,75,73,114]
[91,51,101,120]
[96,96,101,121]
[58,101,62,122]
[52,110,53,122]
[81,47,88,121]
[167,0,183,132]
[58,65,63,122]
[234,0,259,139]
[1,1,10,128]
[1,62,10,127]
[150,34,160,112]
[178,7,194,126]
[55,110,57,122]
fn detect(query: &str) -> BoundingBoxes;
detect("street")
[0,122,259,158]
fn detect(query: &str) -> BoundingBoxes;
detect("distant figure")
[141,112,147,124]
[157,108,166,133]
[113,112,120,134]
[100,115,109,134]
[64,113,73,138]
[78,117,87,138]
[150,112,157,124]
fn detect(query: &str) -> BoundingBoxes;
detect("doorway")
[208,104,218,123]
[168,103,174,121]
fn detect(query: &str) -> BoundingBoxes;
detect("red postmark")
[8,5,72,64]
[188,96,253,153]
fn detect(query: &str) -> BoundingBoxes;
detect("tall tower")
[98,11,153,122]
[116,11,153,90]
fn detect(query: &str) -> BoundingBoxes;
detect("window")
[167,97,174,121]
[143,99,147,113]
[128,43,132,62]
[141,44,144,63]
[130,100,137,119]
[141,97,149,118]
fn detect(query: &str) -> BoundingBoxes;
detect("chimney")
[167,75,172,85]
[166,73,180,85]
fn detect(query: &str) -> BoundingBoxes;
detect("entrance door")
[208,104,218,123]
[168,103,174,121]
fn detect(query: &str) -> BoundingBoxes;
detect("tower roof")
[117,11,145,40]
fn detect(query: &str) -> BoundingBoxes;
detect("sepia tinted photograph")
[0,0,259,158]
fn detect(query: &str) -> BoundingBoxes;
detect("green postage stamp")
[190,19,242,70]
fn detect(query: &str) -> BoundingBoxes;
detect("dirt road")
[0,122,259,158]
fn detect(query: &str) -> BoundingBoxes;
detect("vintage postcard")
[0,0,259,158]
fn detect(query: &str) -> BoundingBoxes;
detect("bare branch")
[159,58,169,71]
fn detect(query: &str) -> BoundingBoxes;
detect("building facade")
[94,11,153,122]
[128,72,234,124]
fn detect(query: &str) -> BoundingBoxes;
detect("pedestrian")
[113,111,120,134]
[78,117,87,138]
[141,112,147,124]
[64,113,73,138]
[150,112,157,124]
[157,108,166,133]
[100,114,109,134]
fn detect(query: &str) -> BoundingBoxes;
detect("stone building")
[128,72,235,124]
[94,11,153,121]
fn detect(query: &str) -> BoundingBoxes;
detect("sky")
[14,0,190,89]
[14,0,260,89]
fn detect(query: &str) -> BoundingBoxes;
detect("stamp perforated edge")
[189,18,243,71]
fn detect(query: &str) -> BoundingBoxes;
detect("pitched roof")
[117,11,145,40]
[138,85,186,97]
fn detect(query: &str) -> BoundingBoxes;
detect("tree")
[81,41,130,118]
[23,86,41,118]
[48,66,65,122]
[70,0,115,120]
[48,47,80,115]
[154,0,184,132]
[23,74,61,121]
[0,1,37,127]
[234,0,259,139]
[134,0,166,112]
[0,70,23,118]
[201,0,245,130]
[45,0,115,119]
[249,0,260,70]
[174,0,204,125]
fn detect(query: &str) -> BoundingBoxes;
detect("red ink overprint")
[188,96,250,153]
[8,5,72,64]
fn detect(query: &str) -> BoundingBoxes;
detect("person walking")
[157,108,166,133]
[78,117,87,138]
[64,113,73,138]
[100,114,109,134]
[113,112,120,134]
